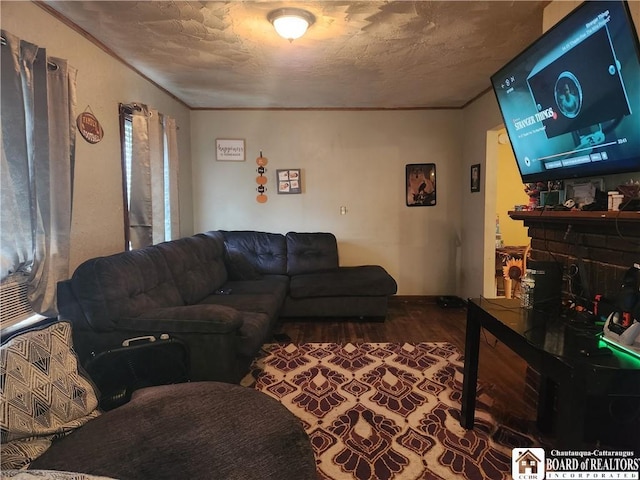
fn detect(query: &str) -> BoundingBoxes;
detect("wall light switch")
[340,206,347,215]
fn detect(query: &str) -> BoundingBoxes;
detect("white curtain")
[0,30,77,317]
[121,103,179,250]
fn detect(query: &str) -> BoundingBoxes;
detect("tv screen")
[491,1,640,183]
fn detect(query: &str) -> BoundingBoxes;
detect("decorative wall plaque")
[76,108,104,144]
[216,138,245,161]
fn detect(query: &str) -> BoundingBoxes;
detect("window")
[124,117,133,212]
[122,117,134,250]
[119,103,179,250]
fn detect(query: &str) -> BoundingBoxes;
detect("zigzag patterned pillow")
[1,321,101,470]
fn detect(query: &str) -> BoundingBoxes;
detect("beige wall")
[459,92,504,299]
[1,1,194,272]
[191,110,463,295]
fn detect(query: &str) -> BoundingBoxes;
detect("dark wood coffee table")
[460,297,640,448]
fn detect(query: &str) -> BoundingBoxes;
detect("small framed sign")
[216,138,245,161]
[277,169,302,194]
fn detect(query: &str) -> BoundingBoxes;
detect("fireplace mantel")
[509,210,640,226]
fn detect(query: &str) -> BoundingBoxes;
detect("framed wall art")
[215,138,245,161]
[406,163,436,206]
[277,169,302,194]
[470,164,481,192]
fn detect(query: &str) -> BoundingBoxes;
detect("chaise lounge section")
[57,230,397,385]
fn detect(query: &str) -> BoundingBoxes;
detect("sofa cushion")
[289,265,398,298]
[1,321,101,470]
[156,233,227,304]
[70,246,184,331]
[223,275,290,307]
[131,304,243,333]
[200,293,281,321]
[225,250,263,281]
[221,231,287,275]
[286,232,339,275]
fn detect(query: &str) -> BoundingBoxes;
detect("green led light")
[599,335,640,367]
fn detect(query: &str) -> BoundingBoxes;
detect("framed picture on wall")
[470,164,481,192]
[406,163,436,206]
[277,169,302,194]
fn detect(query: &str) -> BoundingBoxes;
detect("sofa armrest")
[117,305,243,334]
[114,305,244,382]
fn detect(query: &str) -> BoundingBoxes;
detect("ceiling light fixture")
[268,8,315,42]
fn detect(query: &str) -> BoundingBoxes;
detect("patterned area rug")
[243,342,534,480]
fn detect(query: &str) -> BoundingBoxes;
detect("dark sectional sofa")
[58,230,397,384]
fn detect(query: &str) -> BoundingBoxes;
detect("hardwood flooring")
[278,296,537,425]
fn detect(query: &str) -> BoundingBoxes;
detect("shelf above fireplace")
[509,210,640,227]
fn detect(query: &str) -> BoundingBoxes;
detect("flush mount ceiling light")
[268,8,315,42]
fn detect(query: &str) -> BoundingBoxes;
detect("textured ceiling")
[42,1,548,109]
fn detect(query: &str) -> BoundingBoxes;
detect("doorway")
[483,127,529,298]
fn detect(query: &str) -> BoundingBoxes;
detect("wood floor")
[278,296,537,425]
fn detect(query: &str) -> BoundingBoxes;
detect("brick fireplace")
[509,210,639,302]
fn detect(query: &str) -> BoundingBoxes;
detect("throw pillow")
[225,250,263,281]
[0,321,101,470]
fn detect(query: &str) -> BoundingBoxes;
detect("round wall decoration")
[76,109,104,144]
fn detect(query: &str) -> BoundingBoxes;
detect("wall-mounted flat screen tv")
[491,0,640,183]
